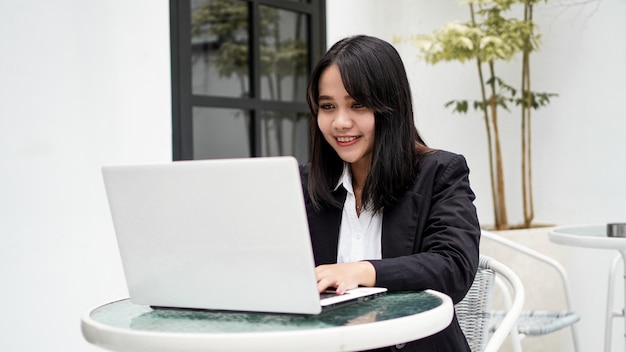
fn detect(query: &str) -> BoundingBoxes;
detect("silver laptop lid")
[102,156,323,314]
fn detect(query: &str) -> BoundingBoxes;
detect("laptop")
[102,156,386,315]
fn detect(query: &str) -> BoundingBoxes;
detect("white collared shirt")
[335,164,382,263]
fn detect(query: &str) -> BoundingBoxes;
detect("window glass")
[192,107,251,159]
[260,111,309,163]
[172,0,324,161]
[191,0,250,98]
[259,6,309,102]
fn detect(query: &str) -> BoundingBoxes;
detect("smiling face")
[316,64,375,174]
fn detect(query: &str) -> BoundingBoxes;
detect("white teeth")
[337,136,357,142]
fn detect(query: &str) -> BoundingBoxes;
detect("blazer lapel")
[309,189,421,262]
[307,188,346,265]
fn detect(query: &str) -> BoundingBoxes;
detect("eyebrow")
[317,95,353,101]
[318,95,332,101]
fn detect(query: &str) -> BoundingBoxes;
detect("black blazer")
[300,150,480,352]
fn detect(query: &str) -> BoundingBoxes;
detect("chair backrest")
[481,230,580,351]
[456,256,495,352]
[456,254,525,352]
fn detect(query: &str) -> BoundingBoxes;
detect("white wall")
[0,1,171,351]
[327,0,626,351]
[1,0,624,351]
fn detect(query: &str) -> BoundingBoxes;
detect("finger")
[335,282,350,295]
[315,265,336,283]
[315,264,331,277]
[317,278,336,293]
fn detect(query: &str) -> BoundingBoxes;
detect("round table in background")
[549,224,626,352]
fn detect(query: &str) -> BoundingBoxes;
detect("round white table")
[549,225,626,352]
[81,290,453,352]
[549,225,626,251]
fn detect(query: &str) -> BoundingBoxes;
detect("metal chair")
[456,254,525,352]
[481,230,581,352]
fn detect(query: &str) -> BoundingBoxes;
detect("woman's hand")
[315,261,376,294]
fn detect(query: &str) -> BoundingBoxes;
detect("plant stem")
[521,2,534,227]
[488,60,508,229]
[470,3,505,229]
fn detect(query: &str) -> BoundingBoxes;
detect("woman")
[300,35,481,351]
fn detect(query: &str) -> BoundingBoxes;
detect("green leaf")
[445,100,470,114]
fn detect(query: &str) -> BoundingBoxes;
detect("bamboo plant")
[401,0,556,230]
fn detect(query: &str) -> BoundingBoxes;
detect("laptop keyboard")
[320,290,344,299]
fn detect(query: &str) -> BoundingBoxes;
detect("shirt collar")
[333,163,354,194]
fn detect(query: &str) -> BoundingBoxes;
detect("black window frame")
[170,0,326,161]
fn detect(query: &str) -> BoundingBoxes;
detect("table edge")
[81,290,453,352]
[549,224,626,250]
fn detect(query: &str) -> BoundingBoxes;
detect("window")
[170,0,326,162]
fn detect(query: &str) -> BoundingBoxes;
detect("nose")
[332,109,353,130]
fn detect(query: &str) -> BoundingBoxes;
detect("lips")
[336,136,361,146]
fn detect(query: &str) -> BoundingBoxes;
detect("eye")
[352,102,365,109]
[319,103,334,110]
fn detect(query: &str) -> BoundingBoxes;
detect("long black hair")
[306,35,431,213]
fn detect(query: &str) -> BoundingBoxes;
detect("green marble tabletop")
[82,290,453,351]
[89,291,442,334]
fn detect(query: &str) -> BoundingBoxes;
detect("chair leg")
[494,277,524,352]
[605,253,623,352]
